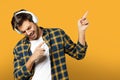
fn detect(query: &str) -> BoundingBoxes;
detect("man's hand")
[78,11,89,31]
[78,11,89,46]
[31,42,45,62]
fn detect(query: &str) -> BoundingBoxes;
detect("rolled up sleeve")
[61,29,88,60]
[13,49,33,80]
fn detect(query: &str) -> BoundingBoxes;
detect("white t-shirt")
[30,37,51,80]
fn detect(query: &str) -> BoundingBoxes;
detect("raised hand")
[78,11,89,31]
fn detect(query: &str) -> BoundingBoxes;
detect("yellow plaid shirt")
[13,27,88,80]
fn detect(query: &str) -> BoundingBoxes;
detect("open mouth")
[29,31,35,38]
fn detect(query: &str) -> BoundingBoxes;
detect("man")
[11,9,89,80]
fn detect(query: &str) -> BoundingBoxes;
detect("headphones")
[14,10,38,34]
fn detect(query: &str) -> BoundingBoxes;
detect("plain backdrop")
[0,0,120,80]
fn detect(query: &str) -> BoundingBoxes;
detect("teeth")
[30,34,32,36]
[30,32,33,37]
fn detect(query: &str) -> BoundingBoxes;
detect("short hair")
[11,9,33,30]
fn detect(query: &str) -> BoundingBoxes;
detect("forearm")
[78,30,86,46]
[25,57,35,72]
[14,55,34,79]
[77,11,89,46]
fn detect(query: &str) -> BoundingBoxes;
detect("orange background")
[0,0,120,80]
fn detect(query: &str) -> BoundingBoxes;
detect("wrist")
[79,30,85,34]
[29,56,35,64]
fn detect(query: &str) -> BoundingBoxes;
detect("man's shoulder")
[14,37,27,49]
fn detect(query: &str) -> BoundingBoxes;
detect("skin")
[17,11,89,72]
[78,11,89,46]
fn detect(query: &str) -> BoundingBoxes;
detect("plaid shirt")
[13,27,88,80]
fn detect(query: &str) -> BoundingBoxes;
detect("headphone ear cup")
[27,11,38,23]
[14,28,22,34]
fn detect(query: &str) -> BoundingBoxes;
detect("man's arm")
[62,29,87,60]
[78,11,89,46]
[13,42,45,80]
[13,50,33,80]
[63,11,89,60]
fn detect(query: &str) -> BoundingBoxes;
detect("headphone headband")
[15,10,38,23]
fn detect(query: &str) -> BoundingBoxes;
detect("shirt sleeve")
[13,49,33,80]
[61,29,88,60]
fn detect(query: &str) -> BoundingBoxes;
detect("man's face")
[18,20,40,40]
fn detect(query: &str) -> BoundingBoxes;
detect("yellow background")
[0,0,120,80]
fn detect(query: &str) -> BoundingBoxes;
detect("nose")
[26,30,31,36]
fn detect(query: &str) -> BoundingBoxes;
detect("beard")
[26,26,40,40]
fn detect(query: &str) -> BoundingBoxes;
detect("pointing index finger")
[82,11,88,19]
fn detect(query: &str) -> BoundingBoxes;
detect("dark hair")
[11,9,34,30]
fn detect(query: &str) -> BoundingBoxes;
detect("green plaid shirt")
[13,27,88,80]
